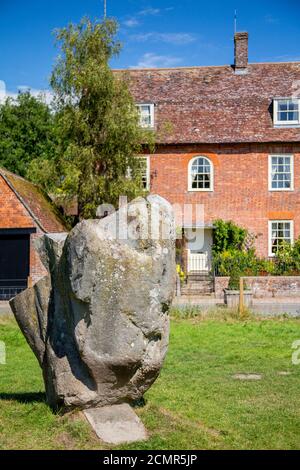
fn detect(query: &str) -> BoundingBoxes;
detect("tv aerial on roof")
[234,9,238,34]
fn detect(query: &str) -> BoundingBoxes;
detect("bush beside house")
[212,220,300,279]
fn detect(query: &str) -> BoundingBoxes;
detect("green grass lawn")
[0,313,300,450]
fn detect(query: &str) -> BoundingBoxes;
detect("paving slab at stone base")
[83,404,147,445]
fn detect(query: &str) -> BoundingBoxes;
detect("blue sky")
[0,0,300,96]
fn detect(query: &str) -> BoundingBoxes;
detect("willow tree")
[42,17,151,219]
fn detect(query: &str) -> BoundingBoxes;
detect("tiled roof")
[117,62,300,144]
[0,168,68,233]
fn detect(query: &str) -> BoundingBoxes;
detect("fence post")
[239,277,244,317]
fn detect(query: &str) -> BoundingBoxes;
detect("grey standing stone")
[10,195,176,412]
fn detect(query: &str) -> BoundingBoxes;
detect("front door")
[185,228,213,273]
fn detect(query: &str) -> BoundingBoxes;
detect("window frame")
[188,156,214,192]
[139,155,150,191]
[268,154,294,192]
[273,98,300,126]
[268,220,294,257]
[136,103,155,129]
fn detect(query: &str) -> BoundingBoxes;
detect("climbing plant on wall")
[212,219,248,255]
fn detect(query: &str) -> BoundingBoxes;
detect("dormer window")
[136,104,154,128]
[273,98,300,126]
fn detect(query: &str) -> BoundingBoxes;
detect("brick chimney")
[234,32,248,73]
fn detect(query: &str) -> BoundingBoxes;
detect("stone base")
[83,404,147,445]
[224,289,253,308]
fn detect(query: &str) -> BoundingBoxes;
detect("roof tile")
[117,62,300,143]
[0,168,68,233]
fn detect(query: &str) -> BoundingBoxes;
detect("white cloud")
[0,81,53,105]
[138,8,161,16]
[123,18,140,28]
[25,87,54,105]
[122,6,174,29]
[137,7,174,16]
[0,80,19,104]
[130,32,196,45]
[0,80,6,103]
[130,53,182,69]
[272,55,300,62]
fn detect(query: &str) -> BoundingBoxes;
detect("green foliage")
[213,220,300,278]
[26,158,60,193]
[212,220,248,255]
[228,270,241,290]
[212,220,292,279]
[29,17,153,219]
[0,17,156,221]
[212,221,255,284]
[170,305,253,321]
[257,258,277,275]
[214,248,259,276]
[214,242,300,279]
[171,306,199,319]
[214,247,281,280]
[0,92,56,177]
[176,264,186,283]
[275,239,300,275]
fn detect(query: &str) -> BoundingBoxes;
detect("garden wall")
[215,276,300,299]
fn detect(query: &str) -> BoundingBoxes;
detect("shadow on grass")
[0,392,46,404]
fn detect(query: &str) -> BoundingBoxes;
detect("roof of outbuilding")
[0,167,68,233]
[117,62,300,144]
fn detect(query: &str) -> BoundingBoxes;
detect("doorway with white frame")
[184,227,213,274]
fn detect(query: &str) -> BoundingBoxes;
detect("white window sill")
[269,188,294,192]
[188,188,214,193]
[274,124,300,128]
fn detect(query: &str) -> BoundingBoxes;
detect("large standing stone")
[10,195,176,411]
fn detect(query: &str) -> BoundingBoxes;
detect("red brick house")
[0,168,67,300]
[121,32,300,275]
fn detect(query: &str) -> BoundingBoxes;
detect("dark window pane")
[278,112,288,121]
[289,101,299,111]
[278,102,288,111]
[288,112,298,120]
